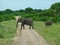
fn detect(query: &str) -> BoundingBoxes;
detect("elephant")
[15,16,34,29]
[45,20,53,26]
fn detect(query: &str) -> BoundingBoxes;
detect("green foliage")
[4,9,13,14]
[34,9,42,12]
[50,2,60,10]
[34,21,60,45]
[0,20,16,45]
[0,33,3,38]
[39,17,48,21]
[0,14,15,22]
[50,2,60,14]
[25,7,33,13]
[19,9,25,12]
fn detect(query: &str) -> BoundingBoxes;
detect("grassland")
[34,21,60,45]
[0,20,16,45]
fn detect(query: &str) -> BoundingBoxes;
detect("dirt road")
[11,23,49,45]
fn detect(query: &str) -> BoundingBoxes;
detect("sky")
[0,0,60,10]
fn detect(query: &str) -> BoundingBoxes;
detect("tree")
[25,7,33,13]
[50,2,60,14]
[34,9,42,12]
[4,9,13,14]
[19,9,25,12]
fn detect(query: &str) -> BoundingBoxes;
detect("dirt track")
[11,23,49,45]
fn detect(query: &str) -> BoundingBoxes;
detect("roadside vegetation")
[34,21,60,45]
[0,20,16,45]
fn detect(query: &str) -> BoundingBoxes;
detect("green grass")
[34,21,60,45]
[0,20,16,45]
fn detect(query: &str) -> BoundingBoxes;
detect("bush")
[0,33,3,38]
[39,17,48,21]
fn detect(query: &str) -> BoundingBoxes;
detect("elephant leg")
[16,21,18,28]
[29,26,31,29]
[23,24,25,29]
[32,25,34,29]
[21,24,23,29]
[21,24,25,29]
